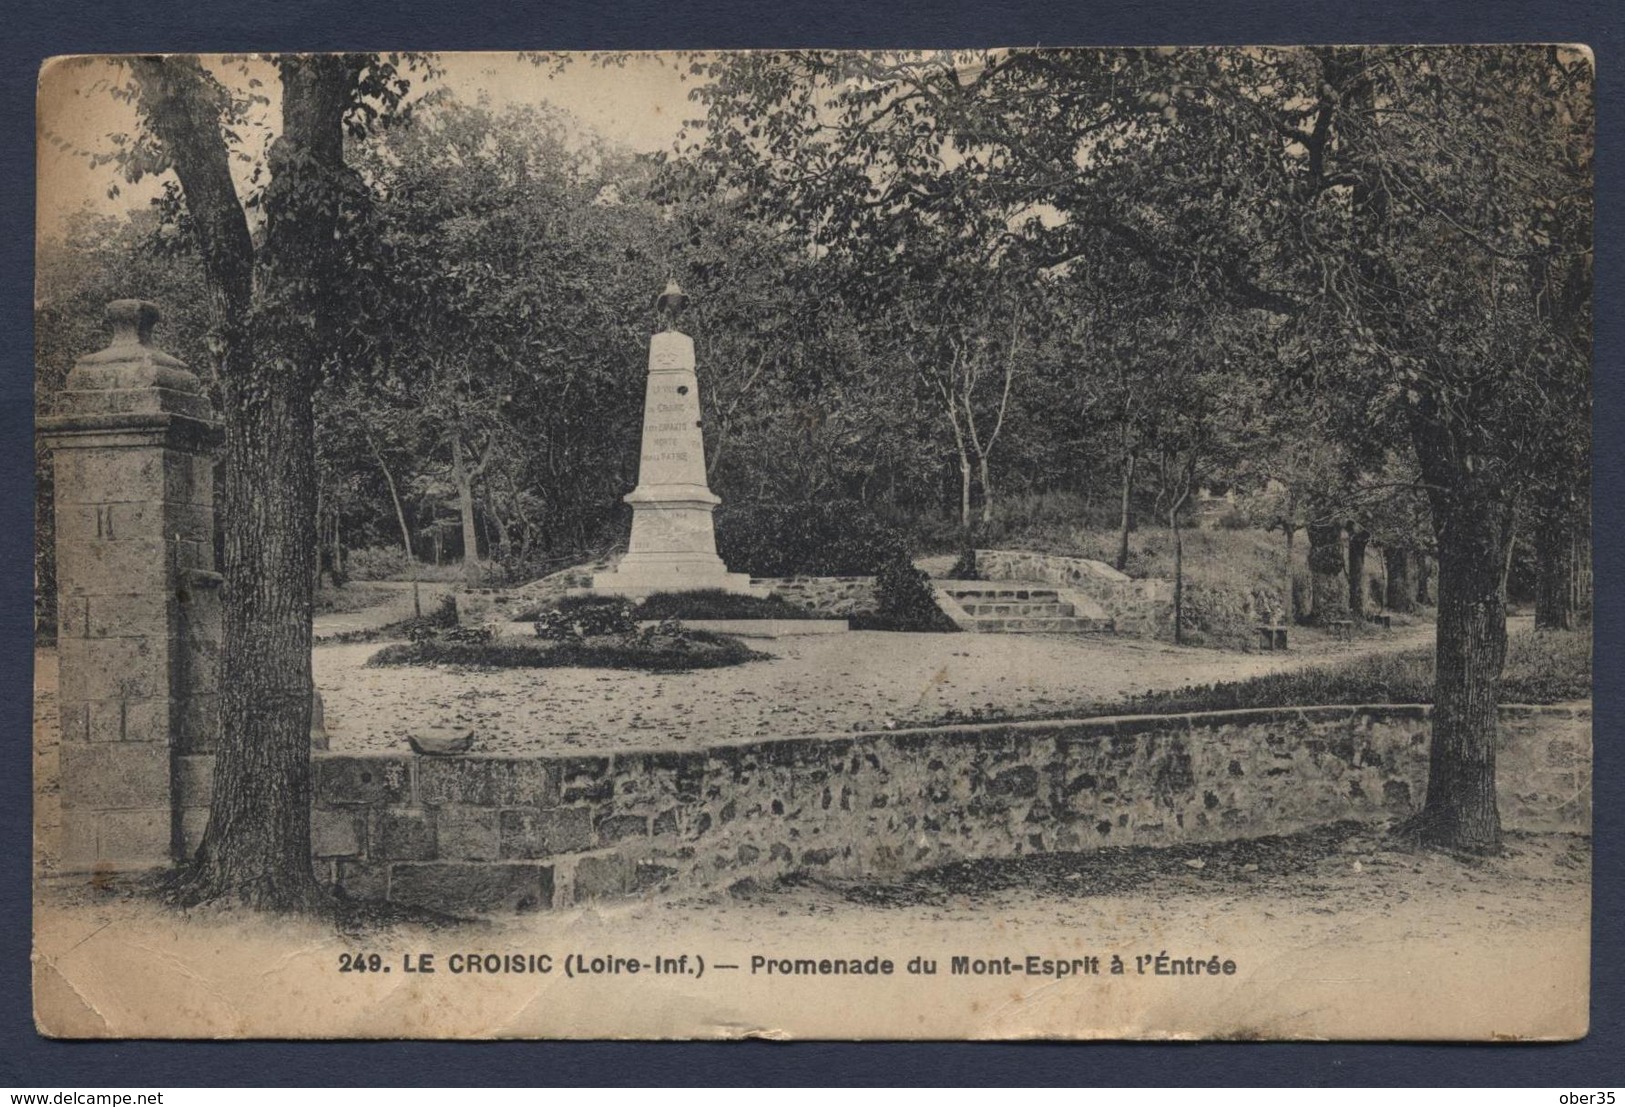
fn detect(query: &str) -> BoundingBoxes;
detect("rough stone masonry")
[309,703,1590,915]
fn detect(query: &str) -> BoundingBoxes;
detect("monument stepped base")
[590,565,761,599]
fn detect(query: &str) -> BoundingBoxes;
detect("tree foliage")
[41,47,1590,867]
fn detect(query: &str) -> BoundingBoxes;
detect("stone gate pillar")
[38,300,222,871]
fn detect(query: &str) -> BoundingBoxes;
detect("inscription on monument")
[591,293,754,597]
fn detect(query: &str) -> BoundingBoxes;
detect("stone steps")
[957,600,1074,617]
[942,585,1062,603]
[937,580,1115,634]
[966,614,1115,634]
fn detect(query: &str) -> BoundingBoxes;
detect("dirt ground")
[313,620,1441,756]
[30,615,1590,1040]
[32,822,1590,1040]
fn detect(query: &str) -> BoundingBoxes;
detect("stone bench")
[1255,625,1289,651]
[1366,612,1392,630]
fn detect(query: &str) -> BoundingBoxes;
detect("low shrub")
[523,589,823,628]
[367,626,767,672]
[535,595,637,640]
[313,582,398,616]
[855,551,958,632]
[345,545,411,582]
[345,545,504,584]
[1500,629,1592,703]
[402,594,461,643]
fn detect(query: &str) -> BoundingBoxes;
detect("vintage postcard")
[33,47,1592,1040]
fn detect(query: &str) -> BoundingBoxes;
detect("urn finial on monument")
[591,280,757,598]
[655,278,688,326]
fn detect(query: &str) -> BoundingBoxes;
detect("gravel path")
[314,622,1437,756]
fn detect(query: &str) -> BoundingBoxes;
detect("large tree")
[1282,47,1591,851]
[111,54,420,908]
[689,45,1592,853]
[339,98,662,572]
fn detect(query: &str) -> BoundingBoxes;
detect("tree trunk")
[487,494,510,562]
[195,326,325,907]
[1306,518,1349,624]
[332,504,344,584]
[1534,498,1577,630]
[313,486,325,592]
[1284,522,1297,624]
[451,433,481,587]
[1416,554,1432,605]
[1346,528,1370,617]
[1573,531,1591,624]
[957,451,973,538]
[978,453,994,529]
[369,440,414,563]
[132,55,358,910]
[369,440,419,617]
[1116,451,1136,571]
[1384,546,1416,613]
[1411,494,1513,853]
[1171,507,1185,646]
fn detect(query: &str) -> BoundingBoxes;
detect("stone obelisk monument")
[593,281,754,597]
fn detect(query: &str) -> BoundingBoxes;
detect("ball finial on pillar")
[107,299,163,347]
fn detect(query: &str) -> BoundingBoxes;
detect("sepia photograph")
[32,46,1592,1041]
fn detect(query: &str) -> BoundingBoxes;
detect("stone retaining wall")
[751,575,878,616]
[975,549,1174,637]
[305,704,1589,915]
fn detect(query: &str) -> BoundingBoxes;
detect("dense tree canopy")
[38,46,1590,883]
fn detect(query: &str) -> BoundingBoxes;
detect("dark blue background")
[2,0,1618,1086]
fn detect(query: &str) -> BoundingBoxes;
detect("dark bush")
[856,550,958,632]
[715,500,907,577]
[947,548,982,580]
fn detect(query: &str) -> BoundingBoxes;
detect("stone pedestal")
[38,300,222,871]
[593,329,755,598]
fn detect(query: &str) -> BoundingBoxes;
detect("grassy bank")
[930,629,1590,726]
[313,582,399,616]
[1119,629,1590,714]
